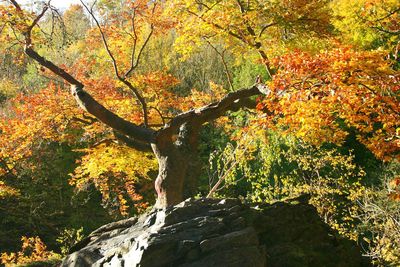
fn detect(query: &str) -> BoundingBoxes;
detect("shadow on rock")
[61,196,371,267]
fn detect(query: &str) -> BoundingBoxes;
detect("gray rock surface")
[61,197,370,267]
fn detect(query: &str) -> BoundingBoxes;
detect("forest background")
[0,0,399,266]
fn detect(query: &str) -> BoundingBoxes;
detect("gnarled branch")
[160,84,266,139]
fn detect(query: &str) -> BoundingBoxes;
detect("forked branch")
[80,0,150,127]
[124,4,156,78]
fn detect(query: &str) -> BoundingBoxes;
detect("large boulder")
[61,197,370,267]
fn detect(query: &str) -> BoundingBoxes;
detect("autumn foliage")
[0,236,60,266]
[0,0,399,265]
[258,47,399,161]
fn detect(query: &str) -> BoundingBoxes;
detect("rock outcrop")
[62,197,370,267]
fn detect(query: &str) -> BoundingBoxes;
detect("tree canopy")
[0,0,399,265]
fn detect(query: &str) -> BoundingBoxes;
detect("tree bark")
[152,122,201,208]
